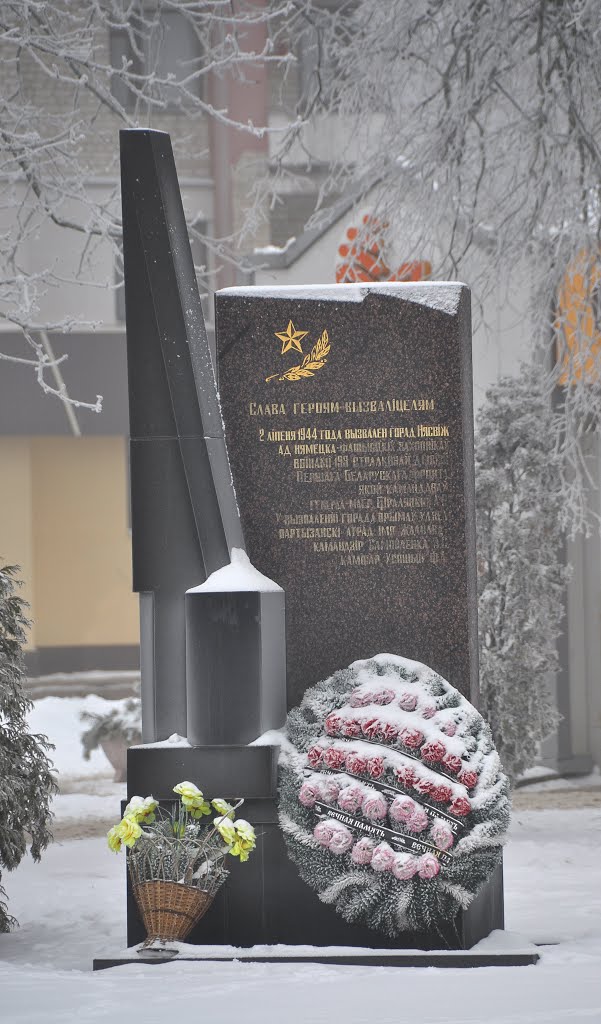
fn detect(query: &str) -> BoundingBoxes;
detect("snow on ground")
[27,695,114,781]
[0,698,599,1024]
[520,766,601,792]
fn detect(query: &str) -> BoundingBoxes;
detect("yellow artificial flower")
[211,798,235,819]
[226,820,256,861]
[115,816,142,848]
[173,781,212,817]
[123,795,158,823]
[173,781,203,801]
[214,815,236,845]
[107,825,123,853]
[190,800,212,819]
[229,839,254,861]
[234,819,256,846]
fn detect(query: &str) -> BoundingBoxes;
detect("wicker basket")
[133,879,214,943]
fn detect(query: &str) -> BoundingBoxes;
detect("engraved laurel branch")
[266,330,330,383]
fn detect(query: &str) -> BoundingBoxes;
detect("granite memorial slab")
[215,284,477,709]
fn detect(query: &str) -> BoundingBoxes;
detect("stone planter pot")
[101,736,140,782]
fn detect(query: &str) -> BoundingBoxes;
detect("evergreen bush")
[0,563,56,931]
[475,365,567,782]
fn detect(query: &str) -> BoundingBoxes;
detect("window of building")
[295,2,357,113]
[269,193,319,248]
[109,10,203,114]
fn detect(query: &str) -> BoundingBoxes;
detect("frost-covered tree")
[475,366,567,782]
[0,564,56,931]
[0,0,317,409]
[294,0,601,532]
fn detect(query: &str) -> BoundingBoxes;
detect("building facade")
[0,11,598,777]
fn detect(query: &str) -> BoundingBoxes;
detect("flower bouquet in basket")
[107,781,256,951]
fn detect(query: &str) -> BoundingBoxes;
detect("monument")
[94,128,536,969]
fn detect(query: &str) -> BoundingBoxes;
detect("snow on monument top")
[187,547,282,594]
[218,281,465,316]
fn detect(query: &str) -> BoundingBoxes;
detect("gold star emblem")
[275,320,308,355]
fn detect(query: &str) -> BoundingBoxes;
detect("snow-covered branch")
[293,0,601,531]
[0,0,320,412]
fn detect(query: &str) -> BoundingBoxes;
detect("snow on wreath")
[278,654,510,937]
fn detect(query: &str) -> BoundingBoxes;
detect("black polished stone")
[127,745,279,800]
[216,285,478,709]
[120,128,243,741]
[186,589,286,746]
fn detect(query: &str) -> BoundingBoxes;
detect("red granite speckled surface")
[216,285,477,709]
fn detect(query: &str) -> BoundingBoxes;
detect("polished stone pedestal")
[126,745,505,952]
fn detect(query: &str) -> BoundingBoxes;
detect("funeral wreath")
[108,781,256,947]
[279,655,510,937]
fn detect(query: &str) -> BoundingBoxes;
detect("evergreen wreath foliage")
[0,564,57,931]
[279,655,510,938]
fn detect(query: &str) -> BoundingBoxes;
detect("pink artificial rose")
[350,689,372,707]
[396,765,419,789]
[346,752,368,775]
[407,807,429,833]
[422,706,436,719]
[342,718,362,738]
[380,722,399,743]
[398,693,418,712]
[414,777,435,796]
[319,778,342,804]
[372,688,395,705]
[389,796,416,824]
[371,842,396,872]
[314,820,335,846]
[338,784,364,814]
[351,838,376,865]
[431,784,453,803]
[323,747,346,770]
[442,722,457,737]
[324,712,343,736]
[362,791,388,821]
[362,717,382,740]
[418,853,441,879]
[442,753,462,774]
[458,769,479,790]
[392,854,419,880]
[421,740,447,763]
[307,745,323,768]
[298,780,320,808]
[448,796,471,816]
[367,755,385,779]
[430,821,454,851]
[400,727,424,749]
[329,823,354,855]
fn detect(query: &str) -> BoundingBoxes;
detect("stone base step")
[93,942,540,971]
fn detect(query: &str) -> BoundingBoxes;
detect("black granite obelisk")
[120,128,244,741]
